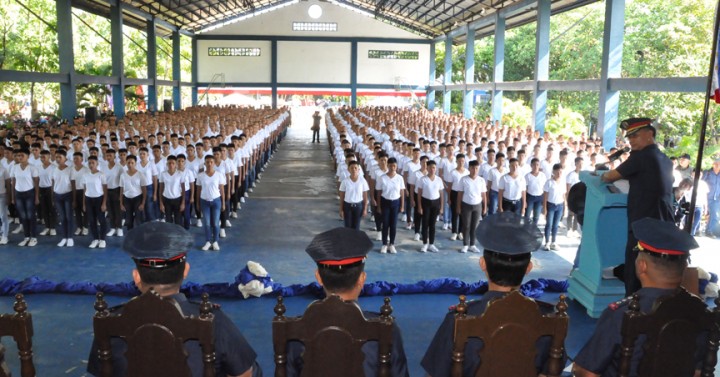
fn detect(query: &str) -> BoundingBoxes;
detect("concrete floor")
[0,107,716,376]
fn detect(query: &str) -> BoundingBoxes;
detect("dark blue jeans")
[14,189,37,238]
[525,194,543,225]
[691,206,703,236]
[343,201,363,230]
[488,190,499,215]
[54,192,74,239]
[201,197,221,242]
[86,196,108,240]
[544,203,564,243]
[381,198,401,245]
[144,184,157,222]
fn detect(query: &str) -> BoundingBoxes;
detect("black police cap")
[305,227,372,270]
[123,222,194,269]
[631,217,698,258]
[620,118,655,136]
[475,212,542,255]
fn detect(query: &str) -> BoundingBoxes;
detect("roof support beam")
[111,2,126,118]
[443,35,452,114]
[427,42,436,110]
[532,0,550,133]
[463,27,475,119]
[597,0,625,150]
[57,0,77,121]
[492,13,505,122]
[147,18,158,113]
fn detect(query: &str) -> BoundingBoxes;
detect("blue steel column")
[57,0,76,121]
[351,41,358,108]
[598,0,625,150]
[492,15,505,122]
[443,36,452,114]
[271,40,278,109]
[463,28,475,119]
[172,31,181,110]
[192,36,198,106]
[533,0,551,134]
[147,18,158,113]
[427,43,436,111]
[110,2,125,118]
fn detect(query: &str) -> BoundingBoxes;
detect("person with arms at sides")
[9,148,39,247]
[440,144,456,230]
[86,222,261,377]
[422,212,552,377]
[456,160,487,253]
[572,217,702,377]
[525,158,547,225]
[486,153,506,216]
[196,155,226,251]
[403,147,421,231]
[449,154,469,241]
[600,118,674,295]
[137,147,159,223]
[70,151,89,236]
[286,227,409,377]
[177,154,196,230]
[37,150,56,236]
[376,157,405,254]
[0,155,10,245]
[498,158,527,215]
[51,150,75,247]
[409,155,429,241]
[339,160,369,230]
[417,160,445,253]
[159,155,186,226]
[702,158,720,238]
[82,156,108,249]
[566,157,584,238]
[103,149,124,237]
[370,152,389,241]
[543,164,567,251]
[119,155,148,231]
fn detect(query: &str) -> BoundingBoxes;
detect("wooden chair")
[272,295,394,377]
[451,291,569,377]
[619,288,720,377]
[0,294,35,377]
[92,289,216,377]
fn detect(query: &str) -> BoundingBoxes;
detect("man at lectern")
[599,118,674,295]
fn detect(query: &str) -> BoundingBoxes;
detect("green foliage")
[501,98,533,128]
[546,105,587,137]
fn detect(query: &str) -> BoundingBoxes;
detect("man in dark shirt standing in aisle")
[600,118,674,295]
[311,111,322,143]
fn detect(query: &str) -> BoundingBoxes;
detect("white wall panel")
[277,41,351,84]
[357,42,430,86]
[197,40,272,83]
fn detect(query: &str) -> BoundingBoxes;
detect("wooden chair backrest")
[0,294,34,377]
[451,291,569,377]
[272,295,395,377]
[619,288,720,377]
[92,289,216,377]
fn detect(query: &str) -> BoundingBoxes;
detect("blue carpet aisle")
[7,107,710,376]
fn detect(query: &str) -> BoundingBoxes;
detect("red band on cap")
[318,257,366,266]
[625,120,652,132]
[638,241,684,256]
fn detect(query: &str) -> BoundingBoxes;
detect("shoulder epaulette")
[608,295,634,311]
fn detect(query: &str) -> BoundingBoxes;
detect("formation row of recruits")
[0,106,289,250]
[328,107,601,253]
[84,212,705,377]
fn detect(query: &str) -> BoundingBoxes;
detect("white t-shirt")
[82,171,107,198]
[525,172,548,197]
[120,170,148,199]
[450,169,469,191]
[544,178,567,205]
[197,171,226,201]
[340,176,369,203]
[419,175,445,200]
[159,170,184,199]
[103,163,125,190]
[0,166,8,195]
[70,166,90,191]
[458,175,487,205]
[51,166,73,195]
[38,164,55,189]
[377,174,404,200]
[566,170,581,187]
[137,160,158,187]
[487,167,506,191]
[10,164,38,192]
[499,174,526,201]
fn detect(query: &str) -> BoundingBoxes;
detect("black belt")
[345,201,362,207]
[503,198,520,204]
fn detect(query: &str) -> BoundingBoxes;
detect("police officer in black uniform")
[572,217,701,377]
[286,227,409,377]
[421,212,554,377]
[86,222,261,377]
[600,118,674,295]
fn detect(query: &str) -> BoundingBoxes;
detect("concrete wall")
[277,41,351,84]
[357,42,431,86]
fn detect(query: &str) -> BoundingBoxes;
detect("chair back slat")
[0,294,35,377]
